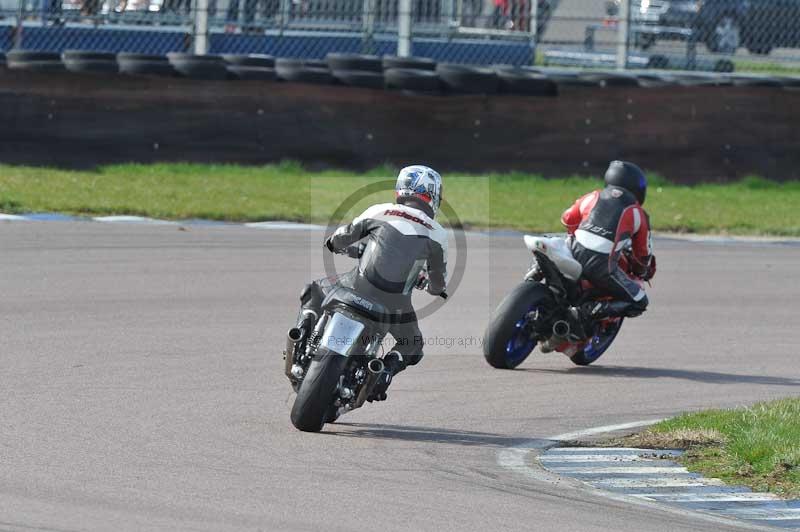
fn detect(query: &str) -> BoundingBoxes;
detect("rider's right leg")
[367,310,425,402]
[569,249,649,337]
[587,267,649,318]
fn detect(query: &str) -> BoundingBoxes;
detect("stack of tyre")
[383,55,439,93]
[2,48,797,92]
[326,54,384,89]
[5,50,66,72]
[275,57,332,84]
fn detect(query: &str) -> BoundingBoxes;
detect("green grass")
[0,162,799,235]
[733,59,800,76]
[630,398,800,499]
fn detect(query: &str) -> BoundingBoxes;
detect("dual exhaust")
[285,309,385,410]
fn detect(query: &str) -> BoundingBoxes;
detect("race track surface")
[2,222,799,532]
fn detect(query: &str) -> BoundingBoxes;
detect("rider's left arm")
[630,208,656,280]
[325,205,383,253]
[325,219,370,253]
[425,232,448,296]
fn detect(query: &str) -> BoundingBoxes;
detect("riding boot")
[585,300,642,319]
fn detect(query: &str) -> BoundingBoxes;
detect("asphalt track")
[2,222,799,532]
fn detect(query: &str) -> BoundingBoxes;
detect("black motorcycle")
[285,270,446,433]
[483,235,631,369]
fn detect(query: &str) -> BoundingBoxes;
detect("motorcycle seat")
[322,286,390,323]
[523,235,583,281]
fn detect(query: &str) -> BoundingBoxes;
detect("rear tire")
[483,282,553,369]
[290,352,348,432]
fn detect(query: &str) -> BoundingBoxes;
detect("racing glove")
[642,254,656,281]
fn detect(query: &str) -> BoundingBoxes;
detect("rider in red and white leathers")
[561,160,657,321]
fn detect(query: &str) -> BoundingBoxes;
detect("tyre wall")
[0,69,797,183]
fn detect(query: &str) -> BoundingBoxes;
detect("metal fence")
[1,0,800,71]
[0,0,539,64]
[537,0,800,73]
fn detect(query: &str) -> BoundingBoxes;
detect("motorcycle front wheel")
[483,281,553,369]
[290,352,348,432]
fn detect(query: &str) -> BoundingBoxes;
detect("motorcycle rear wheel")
[290,352,348,432]
[483,281,553,369]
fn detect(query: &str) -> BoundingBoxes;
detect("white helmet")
[395,165,443,217]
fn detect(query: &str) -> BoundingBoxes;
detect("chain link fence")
[0,0,539,64]
[1,0,799,71]
[540,0,800,73]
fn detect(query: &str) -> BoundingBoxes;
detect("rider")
[297,165,448,401]
[561,160,656,333]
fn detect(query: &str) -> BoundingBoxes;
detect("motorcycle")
[483,234,641,369]
[284,264,446,433]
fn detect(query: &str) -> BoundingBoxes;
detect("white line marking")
[540,454,653,462]
[629,493,780,503]
[547,466,690,475]
[0,213,29,221]
[93,216,176,225]
[244,221,325,230]
[549,419,665,441]
[545,447,677,453]
[589,477,726,488]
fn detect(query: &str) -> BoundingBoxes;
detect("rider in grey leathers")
[296,165,448,401]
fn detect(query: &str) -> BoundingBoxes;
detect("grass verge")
[733,59,800,76]
[1,162,799,236]
[614,398,800,499]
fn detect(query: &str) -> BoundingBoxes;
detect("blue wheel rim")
[504,306,538,366]
[582,320,622,363]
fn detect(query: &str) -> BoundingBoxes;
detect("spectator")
[227,0,279,32]
[163,0,190,16]
[494,0,529,30]
[461,0,485,27]
[493,0,509,28]
[81,0,101,17]
[40,0,63,25]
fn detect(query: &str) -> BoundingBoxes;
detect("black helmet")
[604,160,647,204]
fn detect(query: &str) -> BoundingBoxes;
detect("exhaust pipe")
[288,310,316,343]
[285,310,317,380]
[368,358,385,373]
[353,358,386,409]
[288,327,304,342]
[284,334,298,380]
[541,320,571,354]
[552,320,570,339]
